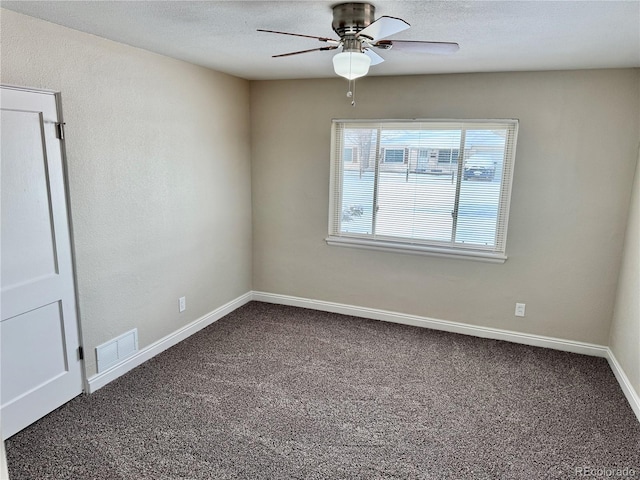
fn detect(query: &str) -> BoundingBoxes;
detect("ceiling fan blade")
[257,29,339,44]
[374,40,460,55]
[356,16,410,41]
[363,48,385,65]
[272,46,338,58]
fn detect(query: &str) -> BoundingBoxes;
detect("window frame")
[327,119,519,263]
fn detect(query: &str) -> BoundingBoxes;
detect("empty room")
[1,1,639,478]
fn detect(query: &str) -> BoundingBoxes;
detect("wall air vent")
[95,329,138,373]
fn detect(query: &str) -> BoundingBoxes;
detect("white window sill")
[325,236,507,264]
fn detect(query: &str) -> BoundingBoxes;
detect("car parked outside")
[463,156,496,181]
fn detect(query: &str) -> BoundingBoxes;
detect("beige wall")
[1,9,253,377]
[610,146,640,398]
[251,69,639,345]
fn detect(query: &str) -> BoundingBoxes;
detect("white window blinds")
[328,119,519,261]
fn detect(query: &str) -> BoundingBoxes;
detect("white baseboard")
[606,349,640,423]
[252,291,609,357]
[86,292,253,393]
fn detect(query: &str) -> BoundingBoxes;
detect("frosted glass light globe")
[332,52,371,80]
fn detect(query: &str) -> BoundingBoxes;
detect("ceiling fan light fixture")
[332,51,371,79]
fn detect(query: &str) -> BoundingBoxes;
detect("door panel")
[1,110,58,287]
[1,86,83,440]
[1,302,67,403]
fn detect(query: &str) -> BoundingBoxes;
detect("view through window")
[328,120,518,260]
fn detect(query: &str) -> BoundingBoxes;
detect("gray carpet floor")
[5,301,640,479]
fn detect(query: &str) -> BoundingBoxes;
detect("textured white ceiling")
[3,1,639,80]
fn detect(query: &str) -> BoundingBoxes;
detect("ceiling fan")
[258,2,459,81]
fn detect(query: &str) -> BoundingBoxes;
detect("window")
[343,147,356,163]
[438,148,459,164]
[382,148,406,164]
[328,119,519,262]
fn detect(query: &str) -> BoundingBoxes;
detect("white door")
[1,86,83,440]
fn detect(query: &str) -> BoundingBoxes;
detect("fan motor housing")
[332,3,376,37]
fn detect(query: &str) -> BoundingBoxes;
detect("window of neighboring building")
[438,148,459,164]
[328,119,519,262]
[343,147,356,163]
[382,148,406,164]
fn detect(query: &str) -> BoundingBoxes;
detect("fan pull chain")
[346,78,356,107]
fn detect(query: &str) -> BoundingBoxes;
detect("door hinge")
[55,122,65,140]
[78,346,84,360]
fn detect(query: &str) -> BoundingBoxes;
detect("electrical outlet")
[515,303,526,317]
[179,296,186,313]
